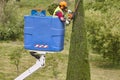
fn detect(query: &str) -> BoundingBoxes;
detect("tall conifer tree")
[66,0,91,80]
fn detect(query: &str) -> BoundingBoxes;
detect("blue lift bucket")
[24,12,65,52]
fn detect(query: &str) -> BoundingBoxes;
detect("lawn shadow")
[91,59,120,70]
[90,53,120,70]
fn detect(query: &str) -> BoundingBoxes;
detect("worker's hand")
[60,17,66,22]
[65,19,71,25]
[65,20,69,24]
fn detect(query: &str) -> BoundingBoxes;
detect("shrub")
[85,0,120,13]
[0,0,23,40]
[9,47,24,75]
[47,3,58,15]
[85,7,120,64]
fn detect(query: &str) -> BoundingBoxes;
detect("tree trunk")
[66,0,91,80]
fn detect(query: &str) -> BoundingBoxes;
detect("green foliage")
[95,0,105,2]
[9,47,24,75]
[85,1,120,64]
[16,0,20,2]
[85,0,120,12]
[0,72,5,80]
[66,0,90,80]
[47,3,58,15]
[17,0,54,8]
[0,0,23,41]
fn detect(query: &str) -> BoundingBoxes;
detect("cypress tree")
[66,0,91,80]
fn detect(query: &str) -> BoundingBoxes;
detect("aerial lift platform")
[15,9,65,80]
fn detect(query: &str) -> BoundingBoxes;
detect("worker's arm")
[55,11,65,22]
[55,11,71,25]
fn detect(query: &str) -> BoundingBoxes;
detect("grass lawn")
[0,41,120,80]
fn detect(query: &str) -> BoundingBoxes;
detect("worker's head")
[59,1,68,11]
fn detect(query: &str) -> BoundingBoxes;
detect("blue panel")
[31,10,46,16]
[24,16,65,52]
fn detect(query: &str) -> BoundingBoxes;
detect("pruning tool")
[67,0,81,20]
